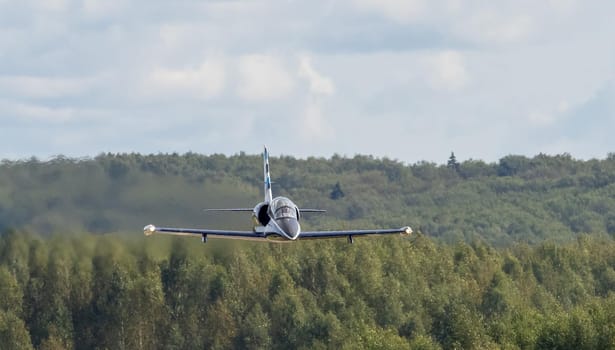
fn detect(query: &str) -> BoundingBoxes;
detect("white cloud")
[144,60,226,99]
[351,0,425,23]
[37,0,69,12]
[548,0,577,13]
[528,111,556,126]
[301,97,332,139]
[298,55,334,96]
[349,1,536,46]
[1,0,615,161]
[0,75,96,99]
[82,0,126,18]
[236,54,294,101]
[0,28,20,53]
[157,23,214,52]
[4,102,76,123]
[297,55,335,139]
[456,11,534,45]
[0,99,112,125]
[528,100,572,127]
[158,24,190,49]
[425,51,469,91]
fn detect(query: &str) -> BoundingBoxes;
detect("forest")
[1,152,615,245]
[1,151,615,349]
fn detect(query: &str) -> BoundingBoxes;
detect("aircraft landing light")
[143,224,156,236]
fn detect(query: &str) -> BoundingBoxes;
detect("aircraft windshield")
[270,197,297,219]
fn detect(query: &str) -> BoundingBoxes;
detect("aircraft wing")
[203,208,254,212]
[143,224,267,241]
[299,226,412,240]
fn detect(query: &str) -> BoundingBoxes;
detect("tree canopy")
[2,151,615,348]
[1,152,615,245]
[0,231,614,349]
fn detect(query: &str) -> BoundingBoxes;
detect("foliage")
[1,152,615,245]
[0,232,614,348]
[1,151,615,347]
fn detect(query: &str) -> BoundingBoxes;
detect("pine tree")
[447,152,460,173]
[330,182,345,200]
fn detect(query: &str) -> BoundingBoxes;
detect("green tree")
[330,182,345,200]
[0,310,34,350]
[0,267,23,316]
[447,152,460,173]
[236,304,272,350]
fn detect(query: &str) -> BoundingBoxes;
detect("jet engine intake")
[253,202,271,226]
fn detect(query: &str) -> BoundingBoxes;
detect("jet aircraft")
[143,147,412,243]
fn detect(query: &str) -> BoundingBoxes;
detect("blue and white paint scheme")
[263,146,273,204]
[143,146,412,243]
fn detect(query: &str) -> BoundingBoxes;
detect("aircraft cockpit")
[269,197,298,219]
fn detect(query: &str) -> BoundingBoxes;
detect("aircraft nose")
[276,218,300,239]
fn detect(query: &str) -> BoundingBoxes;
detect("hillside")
[2,152,615,349]
[1,152,615,245]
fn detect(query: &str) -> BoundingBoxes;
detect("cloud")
[346,2,535,47]
[424,50,469,91]
[143,59,226,100]
[548,0,577,13]
[298,55,334,96]
[351,0,425,23]
[301,98,332,139]
[564,82,615,127]
[297,55,335,139]
[158,23,193,50]
[0,0,614,162]
[236,54,294,101]
[82,0,127,19]
[0,28,20,54]
[456,11,534,45]
[527,101,571,126]
[1,101,76,123]
[38,0,70,13]
[535,95,614,157]
[528,111,556,126]
[0,75,96,99]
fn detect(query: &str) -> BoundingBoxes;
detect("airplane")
[143,146,412,243]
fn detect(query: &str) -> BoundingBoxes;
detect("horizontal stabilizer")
[299,209,326,213]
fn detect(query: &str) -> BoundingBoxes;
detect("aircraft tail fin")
[263,146,273,203]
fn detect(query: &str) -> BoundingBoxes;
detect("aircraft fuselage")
[253,196,301,240]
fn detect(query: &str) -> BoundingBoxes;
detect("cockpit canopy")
[269,197,298,219]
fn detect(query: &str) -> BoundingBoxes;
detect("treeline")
[1,152,615,245]
[2,231,615,349]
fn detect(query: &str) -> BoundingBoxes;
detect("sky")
[0,0,614,164]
